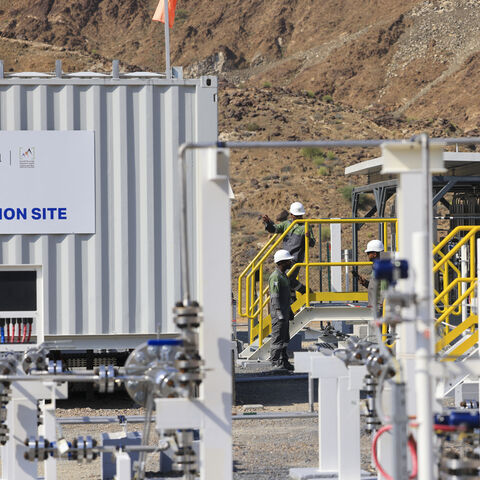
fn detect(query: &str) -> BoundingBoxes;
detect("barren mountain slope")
[1,0,480,128]
[219,86,470,281]
[1,0,479,285]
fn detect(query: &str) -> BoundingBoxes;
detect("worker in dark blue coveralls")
[262,201,315,295]
[269,249,295,371]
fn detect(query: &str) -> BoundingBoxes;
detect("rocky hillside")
[1,0,479,283]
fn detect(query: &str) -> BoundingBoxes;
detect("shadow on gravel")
[57,386,139,410]
[235,375,315,406]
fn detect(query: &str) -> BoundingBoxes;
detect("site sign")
[0,131,95,234]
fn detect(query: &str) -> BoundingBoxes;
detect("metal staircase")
[238,220,479,365]
[239,294,372,360]
[237,218,397,361]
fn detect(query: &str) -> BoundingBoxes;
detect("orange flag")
[152,0,178,28]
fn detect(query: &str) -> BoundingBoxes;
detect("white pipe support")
[413,230,435,480]
[115,450,132,480]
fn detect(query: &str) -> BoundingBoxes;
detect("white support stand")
[0,372,67,480]
[195,147,232,480]
[115,451,131,480]
[291,353,374,480]
[155,146,233,480]
[381,140,444,480]
[39,383,63,480]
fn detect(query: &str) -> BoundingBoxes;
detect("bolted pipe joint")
[124,341,183,405]
[22,347,49,374]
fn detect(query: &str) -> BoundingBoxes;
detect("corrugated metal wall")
[0,74,218,340]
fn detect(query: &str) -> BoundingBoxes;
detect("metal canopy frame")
[350,176,480,278]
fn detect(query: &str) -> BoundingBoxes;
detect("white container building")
[0,65,218,352]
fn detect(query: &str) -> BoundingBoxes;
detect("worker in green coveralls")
[262,201,315,295]
[269,249,295,371]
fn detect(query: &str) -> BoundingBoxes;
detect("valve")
[334,339,375,366]
[24,436,51,461]
[71,435,97,463]
[172,430,198,478]
[363,375,381,434]
[373,259,409,285]
[0,383,10,445]
[24,435,97,463]
[365,347,395,379]
[48,359,63,375]
[173,302,204,397]
[22,347,49,374]
[439,450,480,479]
[124,341,180,406]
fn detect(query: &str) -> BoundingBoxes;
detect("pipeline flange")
[173,303,202,329]
[124,341,179,406]
[95,365,116,394]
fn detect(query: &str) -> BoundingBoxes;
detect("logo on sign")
[19,147,35,168]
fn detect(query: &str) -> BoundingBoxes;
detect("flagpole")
[164,0,171,79]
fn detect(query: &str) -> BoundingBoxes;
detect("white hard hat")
[365,239,384,253]
[289,201,305,216]
[274,249,294,264]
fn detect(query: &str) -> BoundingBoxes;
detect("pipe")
[371,425,418,480]
[235,374,307,383]
[178,143,192,306]
[55,411,319,424]
[0,374,150,383]
[57,415,155,425]
[232,412,318,420]
[413,133,435,480]
[179,137,480,154]
[26,319,32,343]
[179,135,480,303]
[21,321,27,344]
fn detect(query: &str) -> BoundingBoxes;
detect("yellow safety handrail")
[238,218,398,348]
[238,220,478,354]
[237,234,279,317]
[435,282,477,327]
[433,248,462,318]
[432,226,479,333]
[432,225,479,357]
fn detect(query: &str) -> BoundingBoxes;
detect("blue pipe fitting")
[147,339,183,347]
[435,411,480,428]
[373,259,409,284]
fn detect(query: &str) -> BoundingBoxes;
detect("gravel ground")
[1,357,382,479]
[23,367,376,480]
